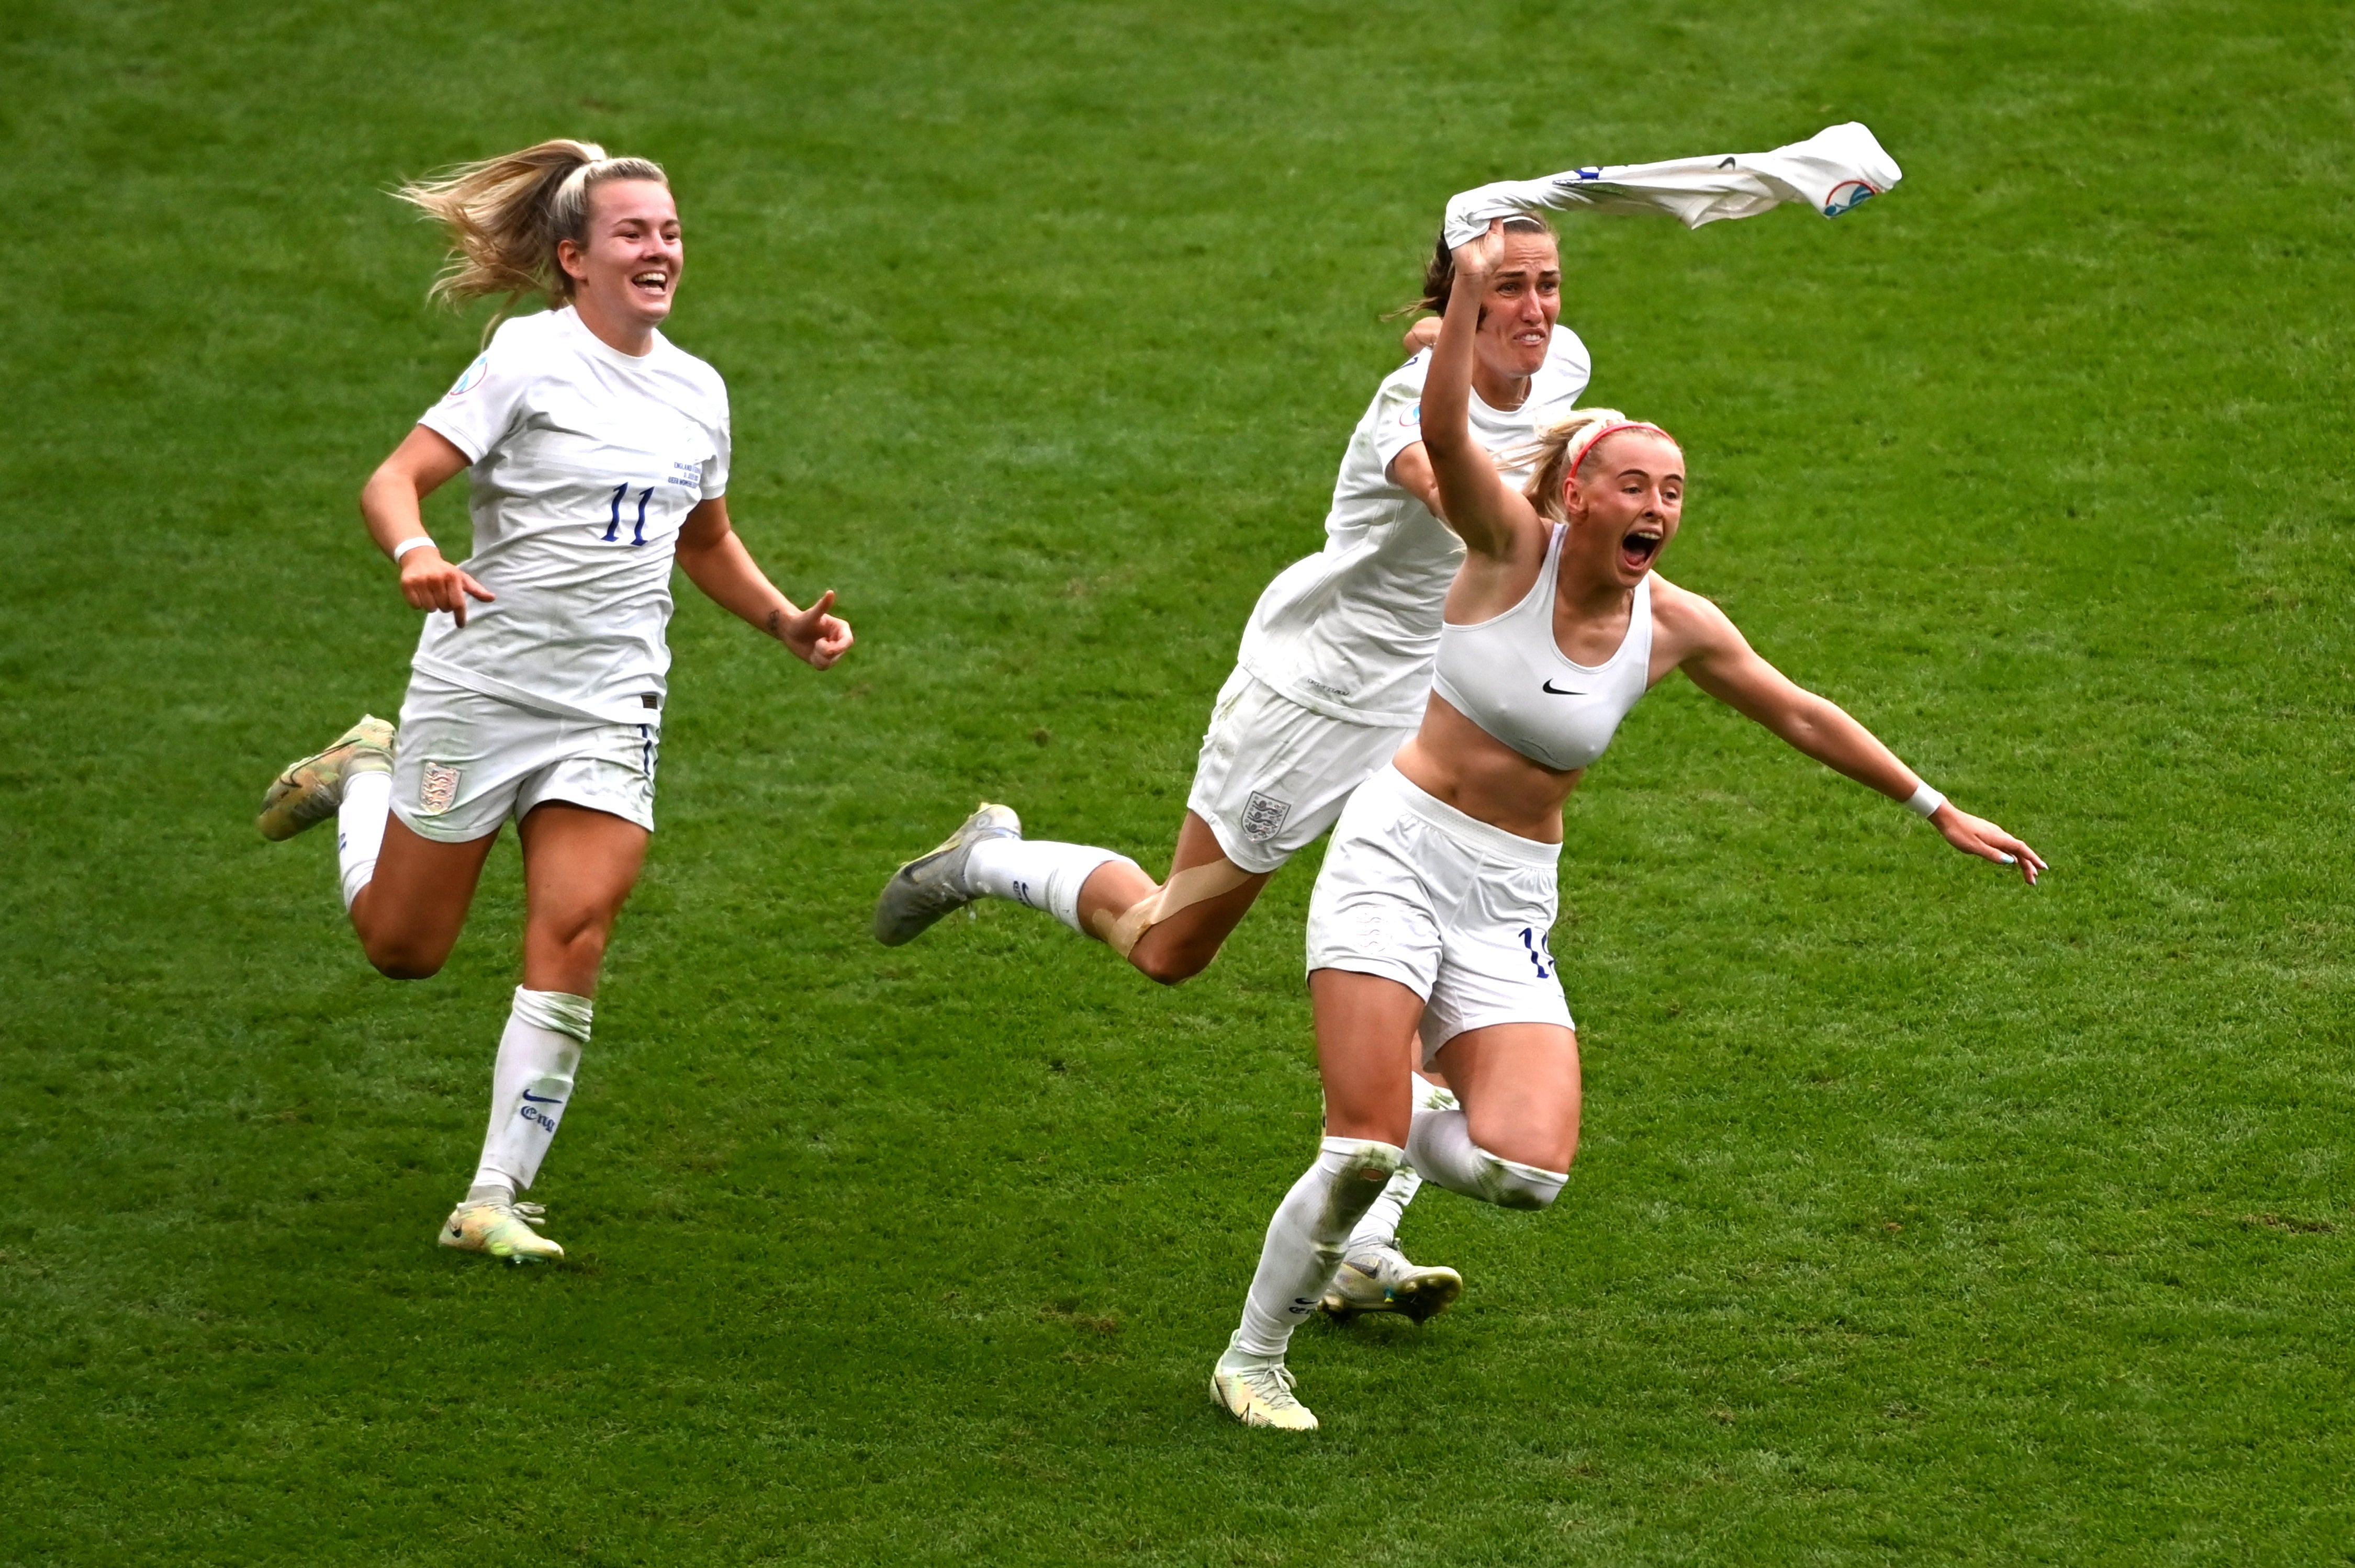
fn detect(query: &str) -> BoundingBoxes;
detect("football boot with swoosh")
[872,802,1022,945]
[256,715,395,841]
[1210,1359,1318,1431]
[1320,1243,1464,1324]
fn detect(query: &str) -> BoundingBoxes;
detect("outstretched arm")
[1422,222,1537,560]
[1669,588,2045,883]
[674,498,854,670]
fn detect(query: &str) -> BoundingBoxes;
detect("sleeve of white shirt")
[701,383,731,500]
[1369,357,1431,472]
[1543,328,1592,405]
[417,335,534,464]
[1443,122,1903,246]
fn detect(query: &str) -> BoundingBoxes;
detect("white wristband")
[392,536,439,563]
[1904,782,1945,818]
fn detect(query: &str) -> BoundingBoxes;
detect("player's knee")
[1130,940,1215,987]
[373,958,444,982]
[361,935,447,982]
[351,910,451,979]
[548,920,611,969]
[529,911,613,979]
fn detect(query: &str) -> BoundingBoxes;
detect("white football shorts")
[390,673,660,843]
[1305,763,1573,1066]
[1185,666,1415,874]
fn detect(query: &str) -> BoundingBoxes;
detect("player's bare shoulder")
[1644,573,1747,681]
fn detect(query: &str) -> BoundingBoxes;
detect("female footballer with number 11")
[257,140,851,1262]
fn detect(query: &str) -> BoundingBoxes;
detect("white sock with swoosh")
[465,988,591,1206]
[965,839,1133,933]
[1225,1136,1405,1364]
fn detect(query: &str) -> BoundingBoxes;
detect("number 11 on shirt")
[603,483,654,546]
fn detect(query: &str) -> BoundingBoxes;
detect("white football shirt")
[411,306,730,725]
[1235,325,1590,724]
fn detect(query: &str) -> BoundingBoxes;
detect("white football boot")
[1210,1359,1318,1431]
[872,802,1022,945]
[439,1201,564,1264]
[1321,1244,1463,1324]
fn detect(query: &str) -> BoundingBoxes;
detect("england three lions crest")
[1242,791,1291,843]
[418,762,462,816]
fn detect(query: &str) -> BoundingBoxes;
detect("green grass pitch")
[5,0,2352,1561]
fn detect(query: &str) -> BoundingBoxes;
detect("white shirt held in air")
[1237,324,1590,725]
[413,305,731,725]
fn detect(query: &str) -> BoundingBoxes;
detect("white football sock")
[1343,1076,1455,1254]
[1406,1107,1567,1211]
[963,839,1136,934]
[1344,1166,1422,1255]
[337,770,391,910]
[1224,1136,1404,1364]
[465,987,592,1205]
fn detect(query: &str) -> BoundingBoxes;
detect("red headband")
[1567,420,1674,478]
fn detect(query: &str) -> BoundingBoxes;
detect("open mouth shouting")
[630,267,672,303]
[1620,527,1664,571]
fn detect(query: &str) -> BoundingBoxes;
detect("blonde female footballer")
[1208,222,2044,1429]
[257,140,852,1262]
[873,218,1582,1321]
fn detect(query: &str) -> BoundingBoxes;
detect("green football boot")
[256,715,394,841]
[438,1201,564,1264]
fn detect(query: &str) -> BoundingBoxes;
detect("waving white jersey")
[411,307,731,725]
[1235,325,1588,724]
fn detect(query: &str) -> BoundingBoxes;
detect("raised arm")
[1662,584,2045,883]
[674,497,854,670]
[1423,223,1540,561]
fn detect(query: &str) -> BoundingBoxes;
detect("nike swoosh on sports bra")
[1431,524,1652,772]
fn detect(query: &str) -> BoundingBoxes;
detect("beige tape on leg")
[1088,858,1254,957]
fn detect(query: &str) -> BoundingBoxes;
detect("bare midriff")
[1389,694,1583,845]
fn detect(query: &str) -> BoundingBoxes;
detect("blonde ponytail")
[1517,409,1677,521]
[394,139,669,309]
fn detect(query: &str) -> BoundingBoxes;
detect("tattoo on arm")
[765,607,783,639]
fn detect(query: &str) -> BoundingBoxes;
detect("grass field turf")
[5,0,2353,1561]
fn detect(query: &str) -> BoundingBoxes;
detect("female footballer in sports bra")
[873,219,1583,1319]
[1207,221,2045,1430]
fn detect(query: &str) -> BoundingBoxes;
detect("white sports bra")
[1431,524,1653,772]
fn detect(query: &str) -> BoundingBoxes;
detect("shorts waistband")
[1364,764,1560,867]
